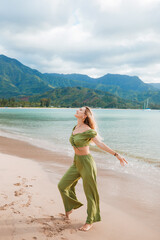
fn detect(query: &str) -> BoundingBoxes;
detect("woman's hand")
[116,154,128,166]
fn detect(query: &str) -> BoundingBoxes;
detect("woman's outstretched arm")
[92,137,128,166]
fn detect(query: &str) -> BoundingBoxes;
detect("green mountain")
[0,55,52,98]
[0,54,160,107]
[30,86,142,108]
[43,73,160,105]
[44,73,156,99]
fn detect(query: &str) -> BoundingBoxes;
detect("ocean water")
[0,108,160,186]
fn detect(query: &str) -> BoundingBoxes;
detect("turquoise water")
[0,108,160,185]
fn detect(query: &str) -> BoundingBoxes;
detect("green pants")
[58,153,101,224]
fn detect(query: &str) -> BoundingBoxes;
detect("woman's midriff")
[73,146,90,155]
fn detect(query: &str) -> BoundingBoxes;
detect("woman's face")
[74,107,86,119]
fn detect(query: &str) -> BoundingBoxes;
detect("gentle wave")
[90,144,160,165]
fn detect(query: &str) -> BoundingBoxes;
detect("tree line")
[0,98,51,107]
[0,97,160,109]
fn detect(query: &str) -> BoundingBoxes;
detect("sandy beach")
[0,136,160,240]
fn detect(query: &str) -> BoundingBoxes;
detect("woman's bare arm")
[92,136,128,166]
[92,137,117,155]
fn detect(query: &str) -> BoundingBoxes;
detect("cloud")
[0,0,74,29]
[0,0,160,83]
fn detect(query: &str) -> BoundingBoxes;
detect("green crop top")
[69,125,97,150]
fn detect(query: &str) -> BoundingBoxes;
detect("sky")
[0,0,160,83]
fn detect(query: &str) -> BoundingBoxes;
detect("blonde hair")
[83,106,103,144]
[83,106,96,129]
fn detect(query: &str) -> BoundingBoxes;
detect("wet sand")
[0,135,160,240]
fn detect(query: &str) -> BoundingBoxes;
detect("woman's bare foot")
[79,223,93,231]
[65,209,73,219]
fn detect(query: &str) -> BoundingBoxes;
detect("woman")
[58,106,128,231]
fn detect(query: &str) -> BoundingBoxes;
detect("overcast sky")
[0,0,160,83]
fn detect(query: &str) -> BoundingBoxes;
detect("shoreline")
[0,107,157,110]
[0,135,160,239]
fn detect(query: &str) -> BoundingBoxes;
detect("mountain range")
[0,54,160,108]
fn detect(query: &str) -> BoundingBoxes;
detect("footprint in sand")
[21,195,32,207]
[26,216,34,224]
[0,201,15,210]
[11,207,21,214]
[27,215,70,237]
[13,183,21,186]
[42,221,66,237]
[42,223,55,237]
[15,177,33,188]
[14,188,25,197]
[13,179,32,208]
[24,184,33,187]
